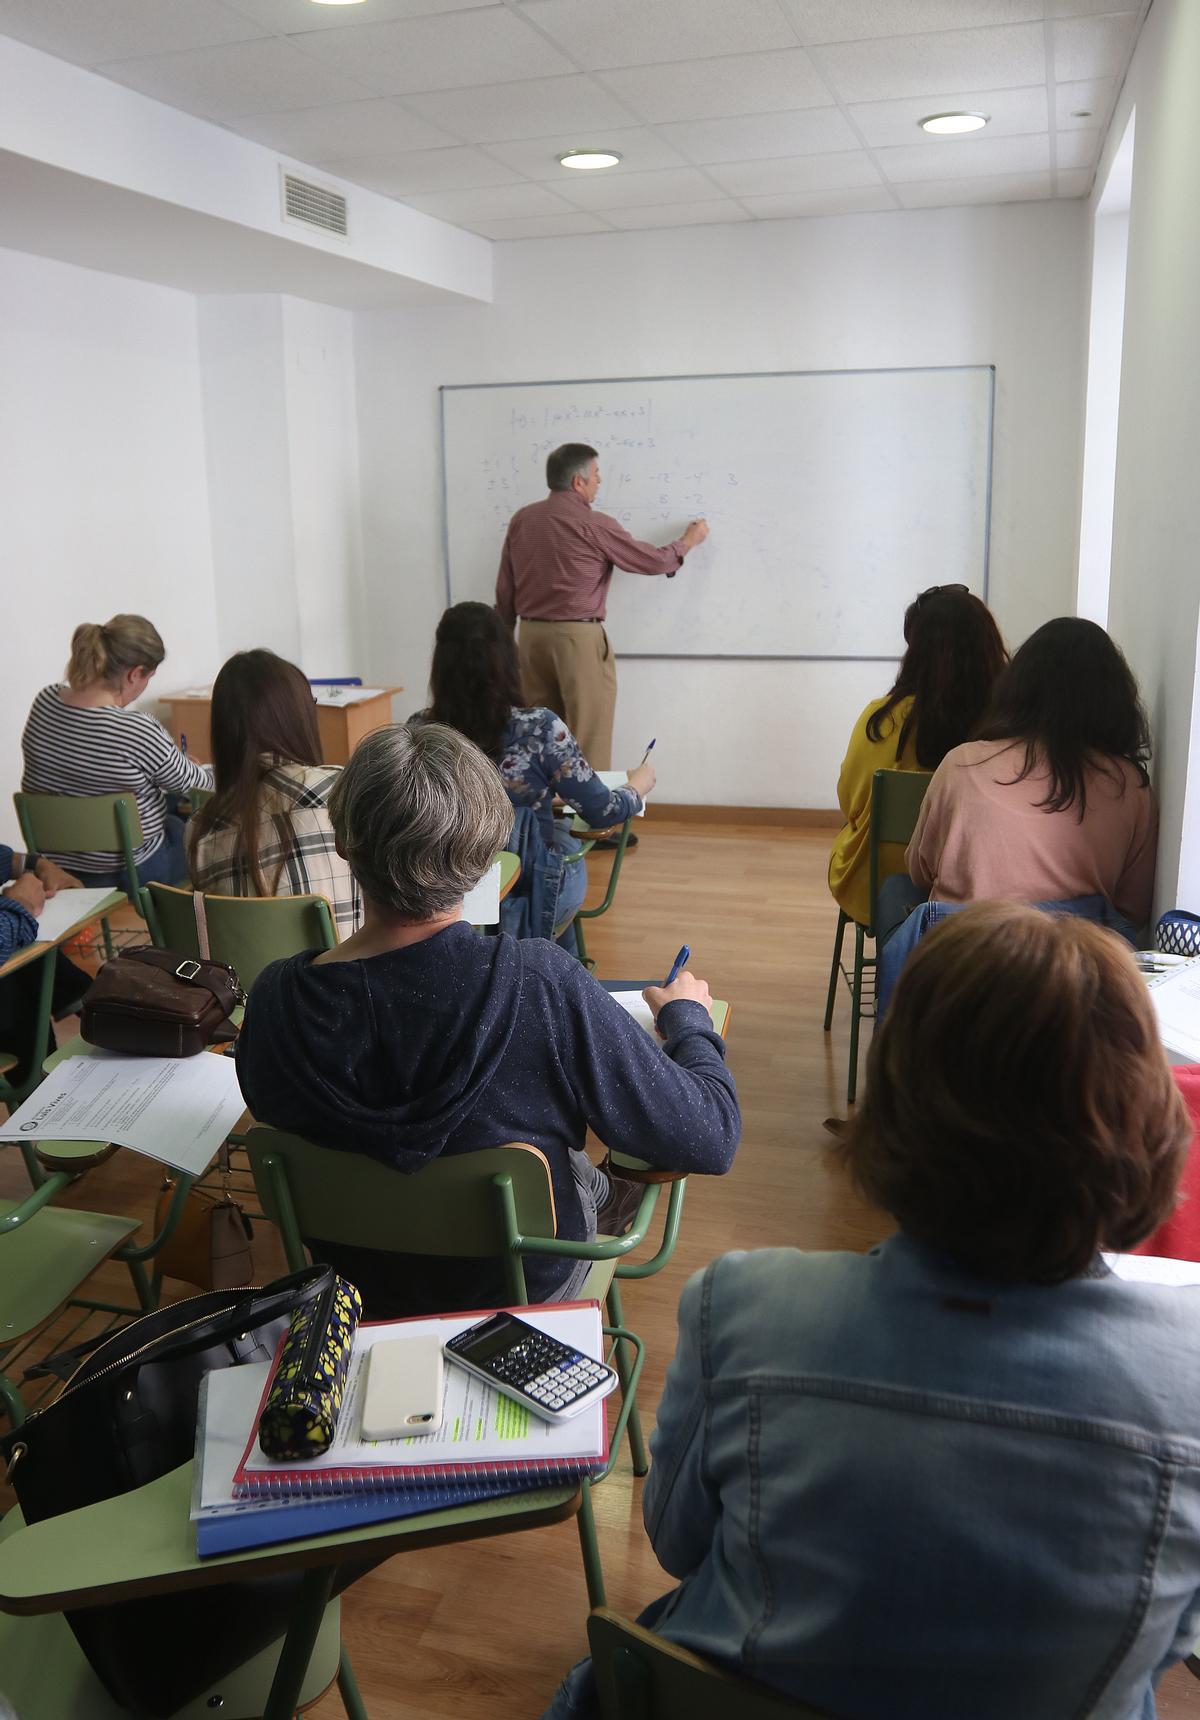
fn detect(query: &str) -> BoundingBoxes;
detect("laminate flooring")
[3,818,1198,1717]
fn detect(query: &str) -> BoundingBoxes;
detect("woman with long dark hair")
[188,650,361,934]
[829,586,1007,924]
[421,602,655,937]
[905,616,1157,933]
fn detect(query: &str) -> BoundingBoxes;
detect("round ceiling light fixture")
[918,112,990,135]
[558,149,622,171]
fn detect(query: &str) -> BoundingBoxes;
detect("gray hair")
[328,722,513,921]
[546,443,598,492]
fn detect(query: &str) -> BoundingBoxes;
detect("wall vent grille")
[281,171,348,239]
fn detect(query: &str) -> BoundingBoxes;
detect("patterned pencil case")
[1156,910,1200,958]
[257,1274,363,1461]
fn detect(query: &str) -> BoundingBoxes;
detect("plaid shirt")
[189,761,362,936]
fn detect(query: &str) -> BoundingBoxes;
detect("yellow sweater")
[828,696,920,926]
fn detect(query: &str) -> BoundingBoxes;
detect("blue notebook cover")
[197,1477,522,1557]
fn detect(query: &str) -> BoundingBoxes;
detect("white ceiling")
[0,0,1148,241]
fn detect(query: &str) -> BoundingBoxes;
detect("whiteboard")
[440,367,993,660]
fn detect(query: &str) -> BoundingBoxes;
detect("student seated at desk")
[886,617,1157,942]
[0,844,90,1087]
[236,721,739,1318]
[21,615,212,890]
[415,602,655,940]
[828,584,1006,925]
[188,650,362,935]
[547,904,1200,1720]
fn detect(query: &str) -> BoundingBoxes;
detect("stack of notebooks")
[192,1302,609,1556]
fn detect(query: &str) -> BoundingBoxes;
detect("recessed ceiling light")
[309,1,367,7]
[919,112,989,136]
[1072,109,1093,119]
[558,149,622,171]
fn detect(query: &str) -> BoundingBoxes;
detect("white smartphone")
[361,1336,445,1440]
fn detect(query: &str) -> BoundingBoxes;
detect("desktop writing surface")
[441,366,993,660]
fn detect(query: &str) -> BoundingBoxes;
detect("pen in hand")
[640,738,656,766]
[663,944,690,987]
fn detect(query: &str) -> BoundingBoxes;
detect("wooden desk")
[160,687,404,768]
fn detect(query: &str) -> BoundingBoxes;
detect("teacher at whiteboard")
[495,442,709,770]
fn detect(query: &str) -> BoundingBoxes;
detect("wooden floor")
[4,818,1199,1717]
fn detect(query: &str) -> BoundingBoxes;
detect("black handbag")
[0,1265,340,1719]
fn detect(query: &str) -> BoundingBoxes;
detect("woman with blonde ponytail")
[21,615,212,889]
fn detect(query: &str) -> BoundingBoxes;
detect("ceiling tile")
[404,182,576,221]
[554,166,722,210]
[848,84,1047,148]
[1056,167,1095,196]
[319,145,526,196]
[287,10,573,94]
[0,0,264,63]
[658,107,859,166]
[469,212,613,239]
[231,98,455,160]
[224,0,491,30]
[603,200,752,230]
[814,23,1045,103]
[894,170,1052,207]
[404,75,636,143]
[515,0,797,71]
[707,151,883,197]
[1054,77,1116,129]
[598,48,829,125]
[1052,12,1139,82]
[875,131,1049,183]
[99,36,372,120]
[781,0,1045,42]
[741,185,899,217]
[487,129,689,180]
[1055,129,1101,171]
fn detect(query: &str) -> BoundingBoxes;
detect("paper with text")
[1147,960,1200,1063]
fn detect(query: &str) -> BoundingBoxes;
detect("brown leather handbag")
[81,946,244,1056]
[152,1147,254,1290]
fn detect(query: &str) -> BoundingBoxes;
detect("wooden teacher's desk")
[160,686,404,767]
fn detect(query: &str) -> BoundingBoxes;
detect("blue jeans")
[74,813,188,894]
[554,833,589,958]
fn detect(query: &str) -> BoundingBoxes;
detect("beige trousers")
[518,620,617,770]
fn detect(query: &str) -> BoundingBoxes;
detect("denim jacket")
[641,1239,1200,1719]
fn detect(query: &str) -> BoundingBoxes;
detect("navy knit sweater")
[236,922,740,1314]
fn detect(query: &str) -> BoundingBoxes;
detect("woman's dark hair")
[187,650,321,895]
[975,616,1151,816]
[866,587,1007,769]
[838,902,1190,1285]
[428,602,524,763]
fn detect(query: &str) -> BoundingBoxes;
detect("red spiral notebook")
[233,1300,610,1498]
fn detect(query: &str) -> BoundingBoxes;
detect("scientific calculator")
[443,1312,619,1423]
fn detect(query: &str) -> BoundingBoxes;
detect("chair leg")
[261,1564,336,1720]
[576,1478,607,1609]
[847,925,865,1106]
[0,1369,26,1429]
[605,1281,647,1476]
[337,1645,369,1720]
[824,910,848,1031]
[100,916,114,960]
[574,915,592,970]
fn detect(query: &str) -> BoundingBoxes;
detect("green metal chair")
[139,882,338,992]
[14,791,144,955]
[565,813,636,969]
[588,1608,835,1718]
[246,1128,688,1609]
[823,769,933,1104]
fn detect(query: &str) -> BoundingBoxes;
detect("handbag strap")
[117,946,242,1008]
[192,891,212,962]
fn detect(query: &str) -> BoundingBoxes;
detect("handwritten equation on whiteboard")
[480,398,741,532]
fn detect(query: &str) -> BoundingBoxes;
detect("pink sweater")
[906,740,1157,928]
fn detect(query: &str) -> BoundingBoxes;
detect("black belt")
[520,616,603,624]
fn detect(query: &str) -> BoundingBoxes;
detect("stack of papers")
[311,686,385,708]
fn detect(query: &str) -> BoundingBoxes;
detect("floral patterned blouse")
[499,707,641,846]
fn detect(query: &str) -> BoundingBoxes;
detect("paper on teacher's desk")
[597,771,646,815]
[30,887,118,945]
[0,1049,246,1174]
[311,687,385,708]
[463,862,500,924]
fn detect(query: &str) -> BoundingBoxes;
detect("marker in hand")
[663,944,690,988]
[641,738,656,766]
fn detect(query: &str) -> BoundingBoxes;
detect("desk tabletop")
[0,890,124,983]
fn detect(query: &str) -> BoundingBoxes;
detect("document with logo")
[0,1047,245,1173]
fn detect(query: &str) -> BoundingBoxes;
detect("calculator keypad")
[487,1333,609,1410]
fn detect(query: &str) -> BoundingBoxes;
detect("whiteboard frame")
[438,363,995,663]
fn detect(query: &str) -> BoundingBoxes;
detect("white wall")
[354,200,1088,806]
[0,246,219,847]
[1098,0,1200,911]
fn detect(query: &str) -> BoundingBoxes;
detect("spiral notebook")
[233,1301,610,1498]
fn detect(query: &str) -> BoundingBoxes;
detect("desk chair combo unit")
[565,812,636,969]
[588,1609,833,1719]
[14,791,146,957]
[823,769,933,1104]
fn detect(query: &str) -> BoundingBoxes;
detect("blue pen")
[663,944,690,987]
[640,738,656,765]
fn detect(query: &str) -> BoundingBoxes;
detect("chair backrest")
[866,769,933,933]
[14,791,143,876]
[246,1129,558,1296]
[587,1610,833,1719]
[140,884,336,991]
